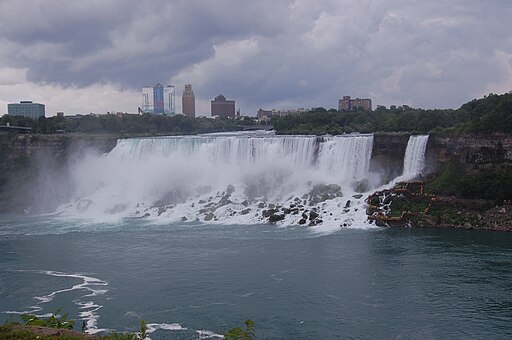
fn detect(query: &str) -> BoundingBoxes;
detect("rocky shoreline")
[366,181,512,232]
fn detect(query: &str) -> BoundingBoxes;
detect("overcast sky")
[0,0,511,116]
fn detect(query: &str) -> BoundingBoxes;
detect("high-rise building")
[211,94,235,117]
[141,83,175,115]
[182,84,195,118]
[338,96,372,112]
[7,101,45,119]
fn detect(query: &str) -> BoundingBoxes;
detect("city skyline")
[0,1,511,116]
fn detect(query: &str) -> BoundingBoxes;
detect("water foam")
[58,132,378,232]
[7,270,109,335]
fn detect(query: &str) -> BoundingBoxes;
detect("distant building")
[338,96,372,112]
[182,84,196,118]
[7,101,45,119]
[56,112,64,118]
[141,83,175,115]
[211,94,235,117]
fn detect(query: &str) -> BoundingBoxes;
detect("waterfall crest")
[402,135,429,178]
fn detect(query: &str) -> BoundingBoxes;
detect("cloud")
[0,0,511,116]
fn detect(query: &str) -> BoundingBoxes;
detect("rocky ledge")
[366,181,512,232]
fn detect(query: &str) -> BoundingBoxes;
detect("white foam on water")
[196,329,224,339]
[9,270,109,335]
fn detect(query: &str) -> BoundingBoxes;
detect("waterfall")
[59,132,376,231]
[402,135,429,179]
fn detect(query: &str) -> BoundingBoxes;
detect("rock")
[198,199,206,204]
[345,200,351,208]
[219,194,232,205]
[354,179,369,193]
[263,209,277,217]
[268,214,285,223]
[309,211,319,220]
[283,208,291,214]
[157,207,166,216]
[226,184,235,194]
[204,213,214,221]
[143,213,150,217]
[258,202,266,209]
[268,203,275,209]
[302,212,308,219]
[316,219,323,224]
[240,208,251,215]
[77,199,93,213]
[499,208,507,214]
[298,218,307,225]
[241,200,249,207]
[352,194,363,199]
[181,216,188,221]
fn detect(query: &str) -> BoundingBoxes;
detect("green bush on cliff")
[426,161,512,203]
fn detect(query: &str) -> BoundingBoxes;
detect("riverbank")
[366,181,512,231]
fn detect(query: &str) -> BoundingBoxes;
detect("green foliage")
[20,308,74,330]
[0,113,258,136]
[272,92,512,135]
[224,319,255,340]
[426,161,512,203]
[139,319,147,339]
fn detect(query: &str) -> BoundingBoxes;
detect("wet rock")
[258,202,266,209]
[226,184,235,194]
[204,213,214,221]
[157,207,166,216]
[302,212,308,219]
[240,208,251,215]
[283,208,291,214]
[345,200,351,208]
[268,203,276,209]
[199,200,206,204]
[77,199,93,213]
[309,211,319,220]
[354,179,369,193]
[263,209,278,218]
[181,216,188,221]
[241,200,249,207]
[219,194,232,205]
[352,194,363,199]
[298,218,307,225]
[268,214,285,223]
[316,219,323,224]
[143,213,150,217]
[308,184,343,204]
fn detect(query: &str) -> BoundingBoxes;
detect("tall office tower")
[153,83,164,114]
[182,84,196,118]
[7,101,45,119]
[211,94,235,117]
[141,83,175,115]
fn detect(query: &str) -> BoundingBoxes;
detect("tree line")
[0,113,257,135]
[272,92,512,135]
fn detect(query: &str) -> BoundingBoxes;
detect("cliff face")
[0,134,117,213]
[370,133,410,182]
[427,134,512,167]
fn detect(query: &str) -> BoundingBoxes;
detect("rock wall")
[427,133,512,168]
[370,133,410,182]
[0,134,117,213]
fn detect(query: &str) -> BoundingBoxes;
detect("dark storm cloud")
[0,0,511,114]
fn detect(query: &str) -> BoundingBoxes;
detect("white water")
[402,135,429,179]
[58,132,378,232]
[56,132,431,233]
